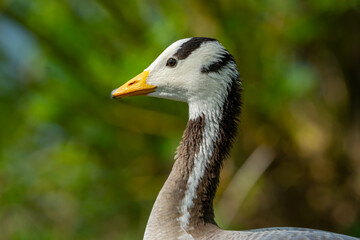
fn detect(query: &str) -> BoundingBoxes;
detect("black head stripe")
[174,37,217,60]
[201,51,235,73]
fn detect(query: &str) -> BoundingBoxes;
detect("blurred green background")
[0,0,360,239]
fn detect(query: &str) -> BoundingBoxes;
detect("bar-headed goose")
[111,37,359,240]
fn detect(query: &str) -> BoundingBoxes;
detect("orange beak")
[111,70,157,98]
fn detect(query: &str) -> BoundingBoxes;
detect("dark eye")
[166,57,177,67]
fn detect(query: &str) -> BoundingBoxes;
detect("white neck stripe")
[177,104,223,230]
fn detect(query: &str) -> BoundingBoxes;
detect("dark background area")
[0,0,359,239]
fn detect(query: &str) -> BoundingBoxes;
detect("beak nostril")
[128,80,137,86]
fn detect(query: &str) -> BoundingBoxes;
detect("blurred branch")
[215,145,275,228]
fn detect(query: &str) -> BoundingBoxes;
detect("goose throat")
[176,79,242,230]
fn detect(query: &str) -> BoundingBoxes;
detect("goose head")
[111,37,239,114]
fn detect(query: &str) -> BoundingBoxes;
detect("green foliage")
[0,0,359,239]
